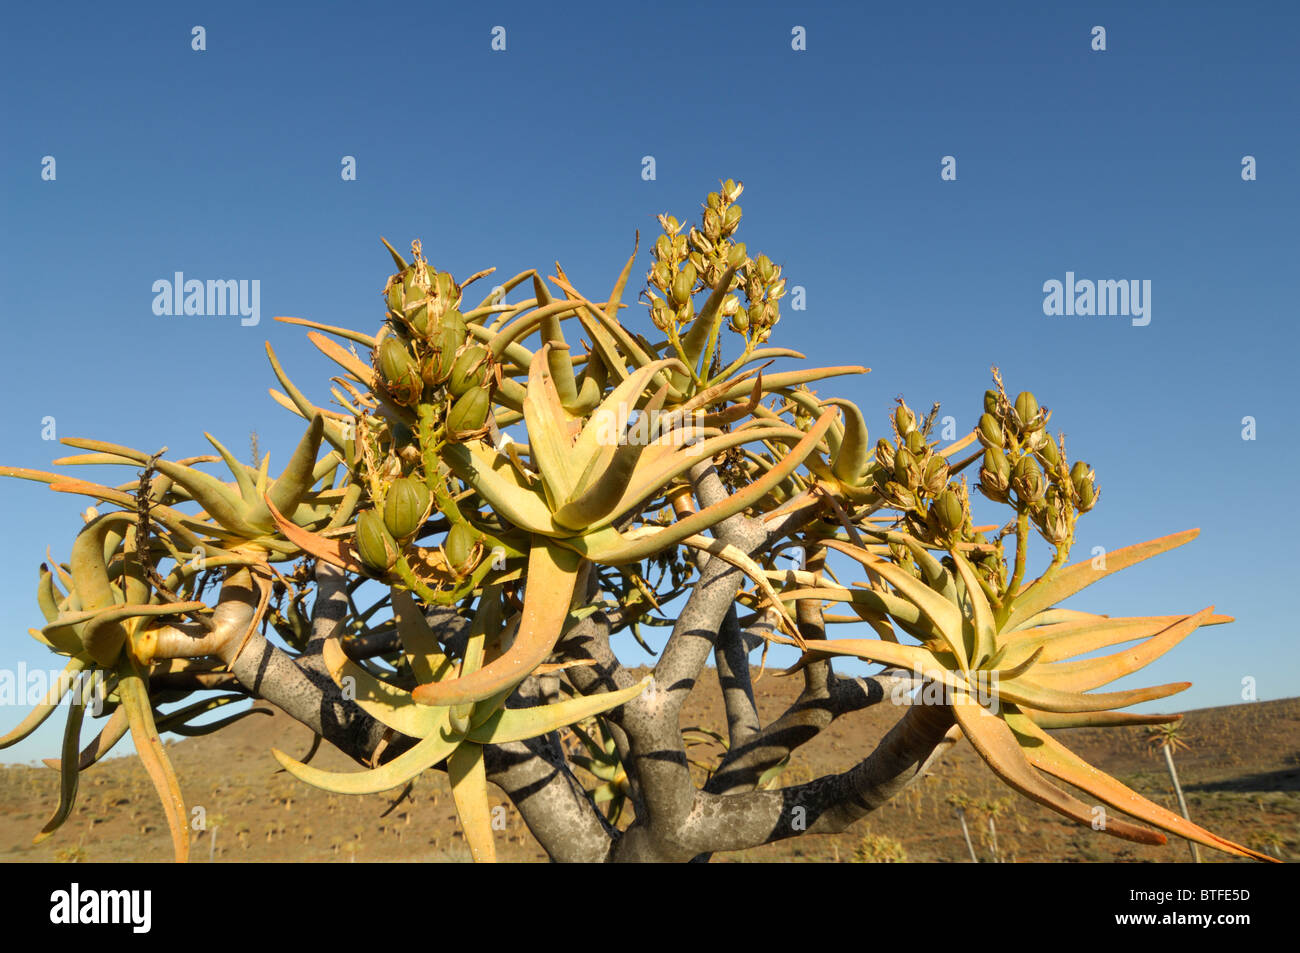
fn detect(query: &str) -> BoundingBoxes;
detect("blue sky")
[1,0,1296,763]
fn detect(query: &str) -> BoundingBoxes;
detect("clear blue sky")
[2,1,1296,763]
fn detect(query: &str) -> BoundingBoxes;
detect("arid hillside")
[2,672,1295,863]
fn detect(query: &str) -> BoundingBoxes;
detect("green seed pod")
[671,263,696,306]
[1075,478,1097,512]
[422,327,460,387]
[385,276,406,315]
[1038,498,1071,544]
[706,192,721,210]
[931,490,964,535]
[884,481,916,511]
[1011,456,1045,503]
[444,521,480,572]
[446,387,491,440]
[921,455,950,496]
[449,344,490,397]
[980,447,1011,501]
[983,389,1001,415]
[729,310,749,333]
[874,438,896,471]
[1070,460,1092,484]
[978,413,1004,449]
[355,510,398,574]
[724,204,742,232]
[383,477,431,541]
[728,242,747,267]
[703,208,722,242]
[893,447,916,485]
[377,337,422,406]
[894,403,916,437]
[402,270,423,301]
[1014,391,1041,430]
[406,301,431,337]
[905,430,926,456]
[436,271,457,303]
[984,447,1011,482]
[435,308,468,344]
[1038,435,1061,468]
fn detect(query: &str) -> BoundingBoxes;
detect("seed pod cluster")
[870,398,970,545]
[373,242,500,443]
[975,376,1100,548]
[645,179,786,345]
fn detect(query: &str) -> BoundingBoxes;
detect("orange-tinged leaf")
[996,675,1190,713]
[951,694,1166,846]
[1006,710,1277,861]
[1029,608,1214,692]
[1020,708,1181,730]
[1003,529,1200,632]
[265,496,365,571]
[411,541,581,707]
[999,613,1231,665]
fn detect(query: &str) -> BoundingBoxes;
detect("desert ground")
[2,669,1295,863]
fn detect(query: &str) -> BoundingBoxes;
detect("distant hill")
[3,670,1295,863]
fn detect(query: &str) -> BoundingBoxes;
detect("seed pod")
[444,521,482,574]
[703,208,722,242]
[979,447,1011,501]
[449,344,490,397]
[978,413,1004,449]
[671,263,696,306]
[355,510,399,574]
[446,387,491,440]
[1038,498,1071,544]
[931,490,964,535]
[984,390,1001,415]
[1011,456,1045,503]
[874,438,896,471]
[1014,391,1041,431]
[385,275,406,315]
[377,338,422,406]
[905,430,926,455]
[1038,435,1061,468]
[724,204,742,233]
[1070,460,1092,484]
[884,481,916,511]
[728,242,747,267]
[729,310,749,333]
[383,477,431,541]
[406,302,432,337]
[435,271,458,303]
[894,403,916,437]
[893,447,917,485]
[1075,478,1097,512]
[922,455,950,496]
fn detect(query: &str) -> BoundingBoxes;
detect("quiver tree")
[0,181,1277,863]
